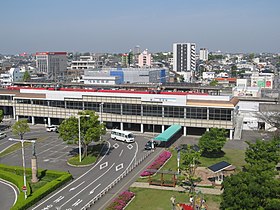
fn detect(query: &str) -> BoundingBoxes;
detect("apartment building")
[173,43,196,82]
[36,52,67,81]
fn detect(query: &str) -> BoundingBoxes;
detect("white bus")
[111,129,135,143]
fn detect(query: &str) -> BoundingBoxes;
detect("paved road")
[0,179,18,210]
[31,137,146,210]
[0,124,154,210]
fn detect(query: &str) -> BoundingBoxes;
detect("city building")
[70,55,103,70]
[121,51,133,67]
[138,50,152,67]
[173,43,196,82]
[251,72,274,89]
[0,87,238,139]
[232,86,261,97]
[36,52,67,81]
[0,68,24,87]
[202,72,215,80]
[83,67,168,85]
[199,48,209,61]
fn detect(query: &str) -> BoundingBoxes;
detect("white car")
[46,125,58,132]
[0,132,7,139]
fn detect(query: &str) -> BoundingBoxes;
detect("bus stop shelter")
[153,124,182,147]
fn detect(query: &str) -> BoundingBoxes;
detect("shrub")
[140,150,171,177]
[106,190,135,210]
[0,164,72,210]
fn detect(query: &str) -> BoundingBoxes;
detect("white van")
[111,129,134,143]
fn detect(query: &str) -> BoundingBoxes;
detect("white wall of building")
[138,50,152,67]
[0,68,24,86]
[199,48,208,61]
[202,72,215,80]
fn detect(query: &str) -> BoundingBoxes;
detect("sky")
[0,0,280,54]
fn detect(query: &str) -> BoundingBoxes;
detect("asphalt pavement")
[0,124,272,210]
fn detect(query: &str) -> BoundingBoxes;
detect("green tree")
[0,109,4,123]
[22,71,31,82]
[58,110,106,158]
[221,169,280,209]
[231,65,238,77]
[209,80,218,86]
[178,75,184,83]
[221,138,280,210]
[208,54,224,61]
[198,128,227,156]
[245,138,280,170]
[249,53,255,61]
[12,119,30,140]
[180,145,201,193]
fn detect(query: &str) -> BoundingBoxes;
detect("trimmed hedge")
[0,164,72,210]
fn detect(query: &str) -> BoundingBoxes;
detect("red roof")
[6,86,208,96]
[215,78,236,82]
[35,52,67,55]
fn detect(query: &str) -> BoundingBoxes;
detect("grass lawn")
[68,142,105,166]
[0,136,47,158]
[199,149,246,171]
[0,142,23,157]
[127,188,221,210]
[29,173,59,192]
[137,148,245,183]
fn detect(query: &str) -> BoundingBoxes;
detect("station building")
[0,87,238,139]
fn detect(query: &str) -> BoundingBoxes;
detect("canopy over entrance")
[154,124,182,142]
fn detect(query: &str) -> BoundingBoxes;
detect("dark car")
[144,140,158,150]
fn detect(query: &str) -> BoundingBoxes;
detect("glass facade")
[15,98,233,122]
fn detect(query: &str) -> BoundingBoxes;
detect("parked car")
[46,125,58,132]
[0,132,7,139]
[144,140,157,150]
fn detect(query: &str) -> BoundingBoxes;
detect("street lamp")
[176,147,181,175]
[8,138,36,199]
[78,115,90,162]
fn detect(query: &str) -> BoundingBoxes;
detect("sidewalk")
[131,182,223,195]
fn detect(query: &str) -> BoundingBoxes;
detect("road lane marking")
[119,149,123,157]
[53,196,64,203]
[113,143,119,149]
[98,141,140,210]
[32,141,111,210]
[58,162,116,208]
[100,161,108,170]
[0,179,18,205]
[127,144,133,150]
[69,181,85,191]
[89,183,101,195]
[72,199,82,207]
[116,163,124,171]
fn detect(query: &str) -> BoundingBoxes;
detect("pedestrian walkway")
[131,182,223,195]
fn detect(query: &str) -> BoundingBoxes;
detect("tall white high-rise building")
[173,43,196,82]
[199,48,208,61]
[36,52,67,81]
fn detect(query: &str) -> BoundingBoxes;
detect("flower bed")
[140,150,172,177]
[106,190,135,210]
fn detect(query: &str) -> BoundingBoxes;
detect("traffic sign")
[22,185,27,192]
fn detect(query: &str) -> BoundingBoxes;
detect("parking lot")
[0,125,155,178]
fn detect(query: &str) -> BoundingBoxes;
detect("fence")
[80,151,153,210]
